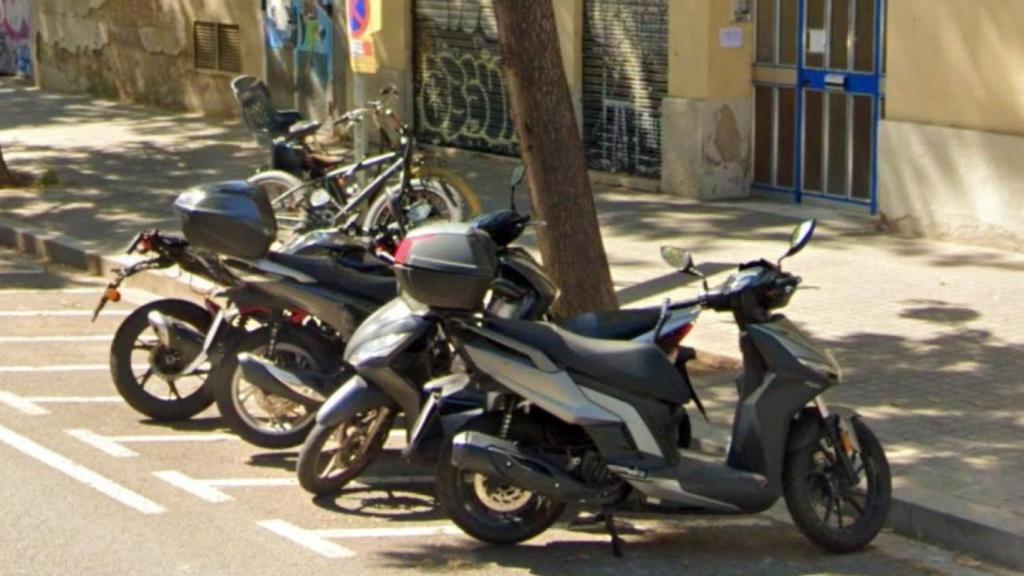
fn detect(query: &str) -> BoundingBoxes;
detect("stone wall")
[32,0,262,115]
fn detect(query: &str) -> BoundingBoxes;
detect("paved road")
[0,248,1014,576]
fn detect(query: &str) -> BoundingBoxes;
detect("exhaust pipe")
[450,431,600,502]
[237,353,325,411]
[147,311,204,360]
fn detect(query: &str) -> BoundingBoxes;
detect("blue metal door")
[753,0,884,212]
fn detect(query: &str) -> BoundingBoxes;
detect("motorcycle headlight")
[347,332,409,367]
[797,357,842,382]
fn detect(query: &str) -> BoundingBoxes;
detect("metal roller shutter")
[583,0,669,176]
[413,0,517,155]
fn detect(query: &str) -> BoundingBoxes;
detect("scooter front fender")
[316,375,395,427]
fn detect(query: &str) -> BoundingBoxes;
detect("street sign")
[347,0,380,73]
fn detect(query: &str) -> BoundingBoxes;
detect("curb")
[2,215,1022,571]
[0,215,208,302]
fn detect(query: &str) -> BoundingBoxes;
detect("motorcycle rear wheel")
[784,416,892,553]
[109,299,214,421]
[435,415,566,545]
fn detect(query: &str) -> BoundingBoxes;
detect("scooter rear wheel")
[784,417,892,553]
[109,299,214,421]
[435,415,566,545]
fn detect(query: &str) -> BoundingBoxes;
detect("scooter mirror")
[783,219,817,260]
[510,164,527,190]
[660,246,694,271]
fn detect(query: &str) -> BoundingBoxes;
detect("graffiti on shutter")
[583,0,668,176]
[414,0,517,155]
[0,0,32,78]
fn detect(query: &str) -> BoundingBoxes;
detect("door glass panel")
[754,86,774,186]
[830,0,851,70]
[805,0,826,68]
[854,0,876,72]
[757,0,776,64]
[779,0,799,65]
[803,90,824,192]
[827,91,849,196]
[851,95,873,199]
[777,88,797,188]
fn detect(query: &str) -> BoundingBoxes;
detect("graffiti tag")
[0,0,32,77]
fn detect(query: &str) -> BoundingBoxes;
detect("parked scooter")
[411,219,891,556]
[242,167,704,495]
[96,181,397,438]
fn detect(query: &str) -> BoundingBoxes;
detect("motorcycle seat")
[267,252,397,304]
[485,318,690,404]
[286,120,322,141]
[558,307,661,341]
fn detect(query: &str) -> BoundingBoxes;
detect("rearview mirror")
[660,246,694,271]
[783,219,816,260]
[510,164,527,190]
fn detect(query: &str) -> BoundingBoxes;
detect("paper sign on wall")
[807,29,827,55]
[348,0,382,73]
[720,27,744,49]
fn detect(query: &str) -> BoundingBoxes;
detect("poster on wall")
[263,0,334,117]
[347,0,381,73]
[0,0,32,78]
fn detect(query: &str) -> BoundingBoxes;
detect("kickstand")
[603,508,625,558]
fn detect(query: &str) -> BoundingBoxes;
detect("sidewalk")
[3,79,1024,569]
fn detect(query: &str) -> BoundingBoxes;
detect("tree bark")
[0,145,12,187]
[492,0,618,317]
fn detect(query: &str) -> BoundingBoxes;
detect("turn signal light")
[105,288,122,303]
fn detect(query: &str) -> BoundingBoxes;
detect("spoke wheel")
[296,407,394,495]
[110,299,215,421]
[214,327,329,449]
[784,416,892,553]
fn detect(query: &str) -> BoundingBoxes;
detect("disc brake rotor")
[472,474,534,513]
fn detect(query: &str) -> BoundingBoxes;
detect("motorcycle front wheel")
[295,407,394,495]
[784,416,892,553]
[109,299,215,421]
[434,415,566,545]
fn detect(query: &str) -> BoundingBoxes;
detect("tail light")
[394,234,434,265]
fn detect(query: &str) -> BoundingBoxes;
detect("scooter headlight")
[797,357,842,382]
[347,332,408,367]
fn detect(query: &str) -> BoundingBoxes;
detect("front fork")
[814,398,863,485]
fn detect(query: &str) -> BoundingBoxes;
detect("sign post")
[347,0,381,184]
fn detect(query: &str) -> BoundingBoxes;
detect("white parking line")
[257,519,465,558]
[154,470,434,503]
[0,391,122,415]
[0,335,113,343]
[0,288,103,295]
[0,363,146,373]
[258,519,356,559]
[0,310,131,317]
[68,428,239,458]
[0,423,166,514]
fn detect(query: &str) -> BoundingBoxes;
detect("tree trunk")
[0,145,12,187]
[492,0,618,317]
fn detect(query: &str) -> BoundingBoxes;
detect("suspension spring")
[499,401,515,439]
[267,322,280,356]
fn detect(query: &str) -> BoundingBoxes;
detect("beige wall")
[887,0,1024,135]
[32,0,262,115]
[668,0,752,100]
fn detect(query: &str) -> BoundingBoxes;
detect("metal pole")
[353,72,368,186]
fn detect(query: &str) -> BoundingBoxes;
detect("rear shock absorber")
[499,399,515,439]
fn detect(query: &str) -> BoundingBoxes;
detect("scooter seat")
[558,307,661,341]
[267,252,397,304]
[485,318,690,404]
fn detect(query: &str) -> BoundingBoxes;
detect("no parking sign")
[348,0,381,73]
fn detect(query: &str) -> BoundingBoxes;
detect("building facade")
[24,0,1024,248]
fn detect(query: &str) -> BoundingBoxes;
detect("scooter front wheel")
[295,407,394,495]
[784,416,892,553]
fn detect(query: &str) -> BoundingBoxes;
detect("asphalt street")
[0,247,1015,576]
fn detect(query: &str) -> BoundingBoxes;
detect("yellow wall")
[669,0,752,100]
[887,0,1024,135]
